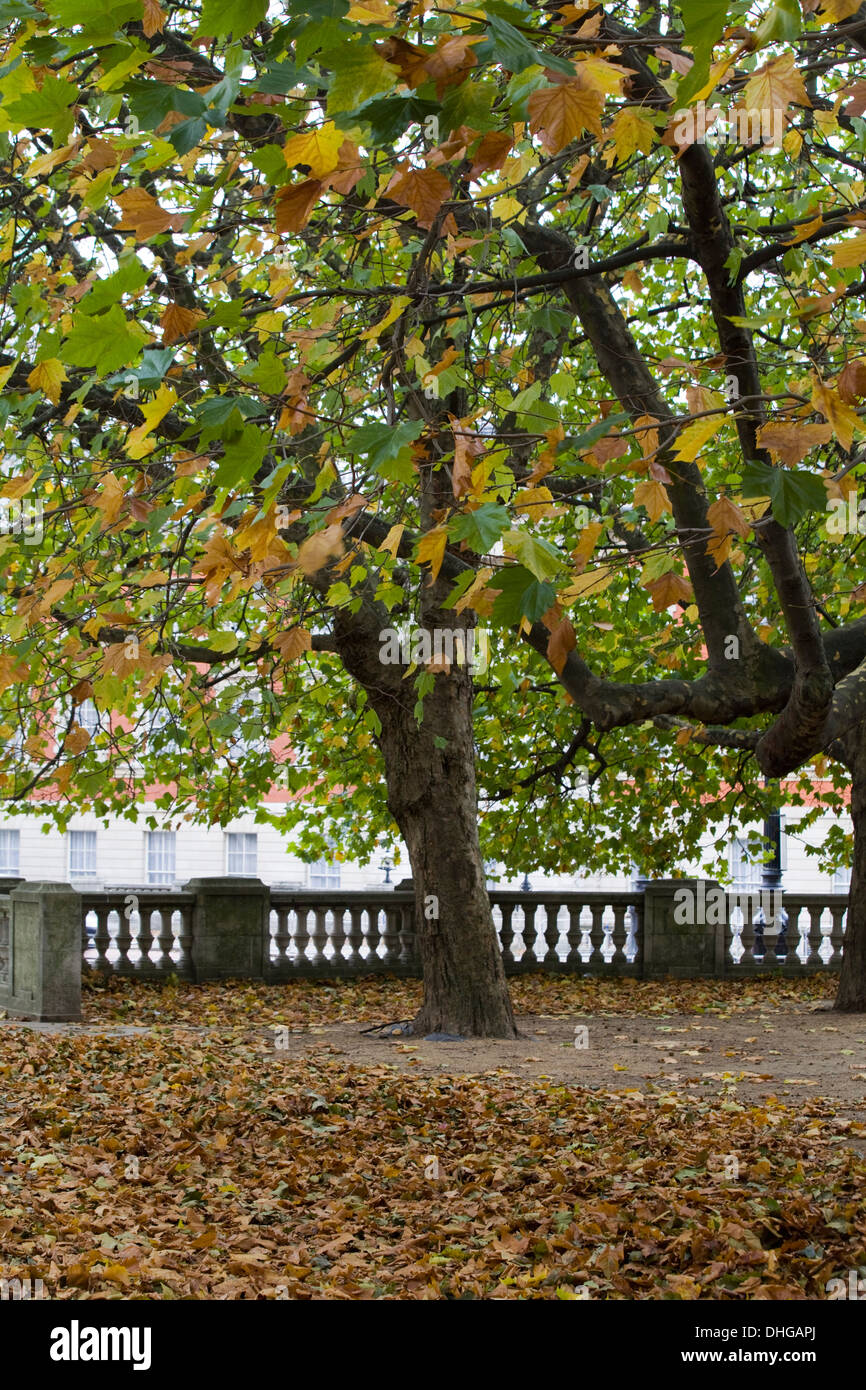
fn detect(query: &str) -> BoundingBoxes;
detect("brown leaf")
[386,165,451,229]
[275,180,323,234]
[115,188,185,240]
[160,302,204,344]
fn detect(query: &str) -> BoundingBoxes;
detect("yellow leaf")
[604,106,656,164]
[361,295,411,344]
[528,81,604,154]
[572,521,603,572]
[634,478,671,522]
[94,472,126,526]
[415,526,448,582]
[744,54,811,117]
[26,142,78,178]
[377,523,405,559]
[296,523,345,576]
[27,358,67,405]
[811,378,860,451]
[707,496,750,539]
[454,566,497,617]
[832,231,866,269]
[125,385,177,459]
[756,420,833,466]
[561,566,613,601]
[673,414,724,463]
[283,122,346,178]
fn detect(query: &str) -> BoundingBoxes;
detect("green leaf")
[64,305,147,376]
[490,565,556,626]
[6,76,79,139]
[676,0,730,106]
[212,424,268,491]
[480,14,573,77]
[197,0,267,40]
[345,419,424,471]
[740,460,827,529]
[448,503,510,553]
[502,529,563,582]
[325,43,397,115]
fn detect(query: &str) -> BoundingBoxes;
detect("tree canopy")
[2,0,866,914]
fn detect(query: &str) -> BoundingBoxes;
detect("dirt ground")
[17,998,866,1108]
[283,1004,866,1111]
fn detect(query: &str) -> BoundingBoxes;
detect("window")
[310,856,341,890]
[226,832,257,877]
[74,700,102,737]
[146,831,176,885]
[68,830,97,878]
[833,865,852,893]
[730,836,762,890]
[0,829,19,874]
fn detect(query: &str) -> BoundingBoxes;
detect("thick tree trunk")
[332,606,518,1039]
[376,655,518,1038]
[835,720,866,1011]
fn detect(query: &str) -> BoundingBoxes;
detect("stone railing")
[0,877,851,1021]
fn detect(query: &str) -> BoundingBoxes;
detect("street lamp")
[379,854,393,885]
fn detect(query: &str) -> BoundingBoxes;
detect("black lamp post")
[520,872,531,892]
[755,790,787,959]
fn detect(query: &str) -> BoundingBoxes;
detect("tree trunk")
[332,606,519,1039]
[835,719,866,1011]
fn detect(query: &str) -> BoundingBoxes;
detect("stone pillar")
[641,879,722,979]
[0,883,82,1022]
[185,877,269,982]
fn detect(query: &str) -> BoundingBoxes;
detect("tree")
[3,0,866,1031]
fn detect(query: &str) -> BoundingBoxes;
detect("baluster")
[382,905,400,966]
[566,904,582,967]
[92,907,113,974]
[174,905,191,975]
[81,908,93,967]
[738,897,757,966]
[611,904,628,962]
[332,909,348,964]
[308,906,327,964]
[588,903,605,965]
[543,903,559,965]
[801,907,820,967]
[114,904,133,972]
[295,908,312,963]
[498,903,515,966]
[398,904,415,968]
[348,908,365,967]
[522,903,538,963]
[273,907,290,965]
[829,904,847,964]
[367,909,384,962]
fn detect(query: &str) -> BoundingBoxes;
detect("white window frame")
[309,856,341,890]
[729,835,762,891]
[0,828,20,874]
[68,829,97,879]
[226,832,257,877]
[833,865,852,893]
[146,830,176,885]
